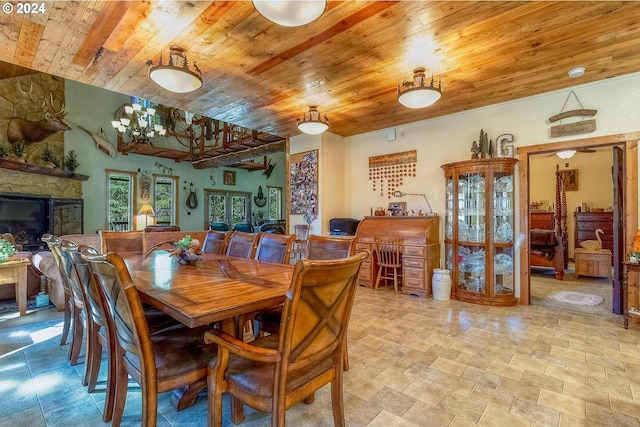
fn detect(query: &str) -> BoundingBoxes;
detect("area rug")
[0,298,42,315]
[547,290,604,306]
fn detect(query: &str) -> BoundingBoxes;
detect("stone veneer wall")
[0,168,82,199]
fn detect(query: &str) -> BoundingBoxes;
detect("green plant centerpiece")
[170,235,202,265]
[0,239,17,263]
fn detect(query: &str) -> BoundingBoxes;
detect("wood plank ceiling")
[2,1,640,147]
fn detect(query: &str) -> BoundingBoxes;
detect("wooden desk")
[0,258,30,316]
[122,251,293,332]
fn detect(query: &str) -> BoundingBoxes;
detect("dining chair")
[225,231,262,259]
[99,230,143,253]
[43,235,84,365]
[232,222,255,233]
[83,250,217,427]
[202,230,232,254]
[209,222,229,231]
[253,233,296,264]
[290,224,309,262]
[252,234,359,369]
[205,251,369,427]
[374,236,402,294]
[42,234,72,347]
[306,234,359,260]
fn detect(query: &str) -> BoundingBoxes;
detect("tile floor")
[1,285,640,427]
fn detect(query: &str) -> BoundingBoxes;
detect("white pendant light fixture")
[296,105,329,135]
[252,0,326,27]
[147,45,202,93]
[398,67,442,109]
[556,150,576,159]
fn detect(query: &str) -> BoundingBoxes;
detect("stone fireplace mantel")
[0,158,88,181]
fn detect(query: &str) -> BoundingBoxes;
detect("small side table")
[623,261,640,328]
[0,258,31,316]
[574,248,612,280]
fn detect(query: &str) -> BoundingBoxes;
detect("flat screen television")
[0,196,49,247]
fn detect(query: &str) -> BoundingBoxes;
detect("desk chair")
[83,250,217,427]
[205,251,368,427]
[374,236,402,294]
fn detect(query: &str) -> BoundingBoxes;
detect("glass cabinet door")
[492,169,514,296]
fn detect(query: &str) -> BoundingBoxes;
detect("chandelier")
[296,105,329,135]
[252,0,326,27]
[147,45,202,93]
[111,101,166,144]
[397,67,442,109]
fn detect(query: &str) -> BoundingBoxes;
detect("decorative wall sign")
[549,91,597,138]
[495,133,515,158]
[368,150,417,198]
[139,171,151,200]
[290,149,318,218]
[223,170,236,185]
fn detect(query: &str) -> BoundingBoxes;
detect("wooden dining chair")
[83,250,217,427]
[225,231,262,259]
[306,234,359,260]
[99,230,143,253]
[374,236,402,294]
[44,235,84,365]
[42,234,72,347]
[202,230,232,254]
[205,251,369,427]
[253,233,296,264]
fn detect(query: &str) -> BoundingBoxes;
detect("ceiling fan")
[546,147,596,158]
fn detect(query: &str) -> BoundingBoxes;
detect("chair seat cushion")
[125,324,217,380]
[225,334,334,397]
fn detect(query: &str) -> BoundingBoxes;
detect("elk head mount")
[7,81,71,145]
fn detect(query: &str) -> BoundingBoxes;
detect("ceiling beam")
[191,139,286,169]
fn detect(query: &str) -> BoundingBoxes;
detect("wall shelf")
[0,158,89,181]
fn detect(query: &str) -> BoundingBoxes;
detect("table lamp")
[137,204,156,226]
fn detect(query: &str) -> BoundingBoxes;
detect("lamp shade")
[137,204,156,216]
[252,0,326,27]
[147,46,202,93]
[398,67,442,109]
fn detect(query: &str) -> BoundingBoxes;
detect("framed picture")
[559,169,578,191]
[223,170,236,186]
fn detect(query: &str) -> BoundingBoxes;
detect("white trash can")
[432,268,452,301]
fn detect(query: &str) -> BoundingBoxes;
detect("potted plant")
[65,150,80,172]
[628,251,640,263]
[40,147,60,168]
[0,239,17,263]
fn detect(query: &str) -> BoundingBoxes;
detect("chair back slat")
[279,252,368,371]
[226,231,262,259]
[43,235,73,296]
[254,233,296,264]
[202,230,232,254]
[68,245,106,327]
[99,230,143,253]
[306,235,358,260]
[60,240,86,309]
[375,236,401,267]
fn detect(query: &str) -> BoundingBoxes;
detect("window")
[107,170,136,230]
[267,186,282,220]
[154,175,178,225]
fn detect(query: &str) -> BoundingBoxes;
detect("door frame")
[516,132,639,308]
[203,189,252,229]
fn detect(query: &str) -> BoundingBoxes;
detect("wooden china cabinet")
[441,158,518,306]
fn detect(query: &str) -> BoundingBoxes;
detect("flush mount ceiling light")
[252,0,326,27]
[556,150,576,159]
[296,105,329,135]
[568,67,585,78]
[398,67,442,108]
[147,45,202,93]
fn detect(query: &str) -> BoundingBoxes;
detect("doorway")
[517,133,639,313]
[204,189,252,230]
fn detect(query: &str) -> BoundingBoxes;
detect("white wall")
[64,80,286,234]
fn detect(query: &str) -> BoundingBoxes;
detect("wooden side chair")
[374,235,402,294]
[202,230,232,254]
[82,250,217,427]
[253,233,296,264]
[42,234,72,347]
[205,251,369,427]
[99,230,143,253]
[306,234,359,260]
[226,231,262,259]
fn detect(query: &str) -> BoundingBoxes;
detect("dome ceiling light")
[296,105,329,135]
[252,0,326,27]
[147,45,202,93]
[397,67,442,109]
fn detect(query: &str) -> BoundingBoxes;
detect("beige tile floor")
[1,285,640,427]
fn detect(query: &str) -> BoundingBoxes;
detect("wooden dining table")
[121,251,294,335]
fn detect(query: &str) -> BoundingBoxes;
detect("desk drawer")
[356,243,371,251]
[403,266,424,280]
[359,261,372,281]
[403,276,425,290]
[403,257,424,269]
[403,246,425,257]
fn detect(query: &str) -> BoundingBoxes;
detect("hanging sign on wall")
[368,150,417,199]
